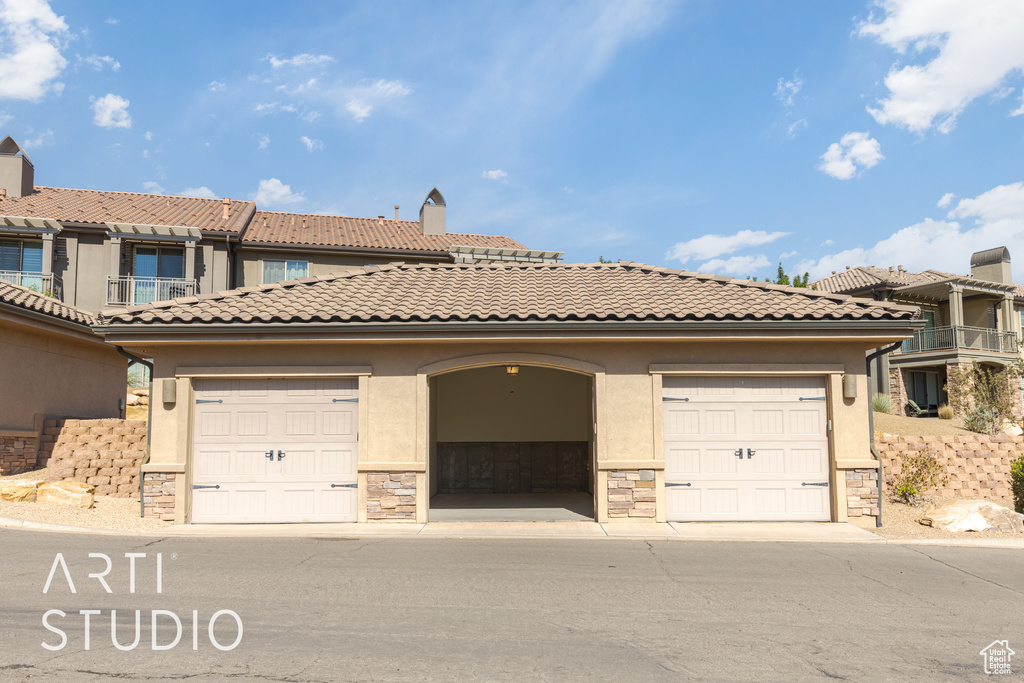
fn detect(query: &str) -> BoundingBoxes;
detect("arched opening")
[427,363,595,521]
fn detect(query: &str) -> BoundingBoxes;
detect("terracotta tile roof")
[0,187,255,233]
[0,280,96,326]
[242,210,525,253]
[100,262,920,327]
[813,266,956,294]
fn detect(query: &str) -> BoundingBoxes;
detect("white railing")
[106,276,196,306]
[896,325,1018,354]
[0,271,61,299]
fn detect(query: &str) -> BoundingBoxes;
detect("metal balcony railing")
[0,271,62,299]
[896,325,1018,354]
[106,275,196,306]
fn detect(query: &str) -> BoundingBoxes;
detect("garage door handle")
[801,482,828,487]
[192,484,220,490]
[662,397,689,402]
[331,483,358,489]
[734,448,743,458]
[265,450,274,459]
[798,396,826,401]
[196,399,223,404]
[665,482,691,487]
[332,398,358,403]
[277,450,286,461]
[746,448,756,459]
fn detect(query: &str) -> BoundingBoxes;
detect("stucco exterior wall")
[237,249,417,287]
[435,365,590,442]
[134,337,878,523]
[70,232,110,312]
[962,298,995,329]
[0,318,126,430]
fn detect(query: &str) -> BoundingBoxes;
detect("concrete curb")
[2,514,1023,547]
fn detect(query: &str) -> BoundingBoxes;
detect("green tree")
[773,262,811,288]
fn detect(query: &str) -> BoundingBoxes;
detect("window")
[134,246,185,279]
[262,259,308,284]
[0,238,43,273]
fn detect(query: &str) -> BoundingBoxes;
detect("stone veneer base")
[607,469,657,519]
[366,471,418,521]
[143,472,176,522]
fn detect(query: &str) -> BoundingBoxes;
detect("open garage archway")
[427,362,596,521]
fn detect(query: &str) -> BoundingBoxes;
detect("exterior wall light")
[506,365,519,375]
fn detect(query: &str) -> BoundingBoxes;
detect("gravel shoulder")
[0,467,167,532]
[874,495,1022,540]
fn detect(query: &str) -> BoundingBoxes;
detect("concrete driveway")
[0,529,1020,682]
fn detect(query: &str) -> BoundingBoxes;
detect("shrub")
[872,393,892,414]
[889,449,949,505]
[1011,455,1024,515]
[961,406,998,435]
[946,361,1023,435]
[937,403,954,420]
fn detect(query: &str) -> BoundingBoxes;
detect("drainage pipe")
[115,346,154,518]
[865,341,904,528]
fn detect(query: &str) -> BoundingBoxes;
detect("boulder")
[126,393,141,406]
[1000,420,1024,437]
[918,499,1024,533]
[37,480,95,509]
[0,479,45,502]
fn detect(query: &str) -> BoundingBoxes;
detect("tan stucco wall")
[962,298,995,329]
[0,318,127,430]
[237,249,411,287]
[135,337,879,523]
[435,365,590,442]
[69,233,110,312]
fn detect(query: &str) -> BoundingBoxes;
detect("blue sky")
[2,0,1024,281]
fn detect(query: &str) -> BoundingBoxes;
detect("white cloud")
[859,0,1024,133]
[253,101,298,115]
[696,254,772,276]
[774,73,803,107]
[208,80,226,92]
[266,53,334,69]
[798,181,1024,279]
[937,192,955,208]
[667,229,790,264]
[103,17,117,25]
[21,129,52,147]
[253,178,303,207]
[991,86,1015,102]
[80,54,119,71]
[778,250,798,260]
[820,239,834,247]
[91,93,131,129]
[786,119,808,137]
[142,181,164,194]
[299,135,322,152]
[257,134,270,150]
[143,130,153,141]
[818,132,883,180]
[302,111,320,123]
[180,186,216,199]
[482,169,507,180]
[1011,92,1024,117]
[0,0,69,101]
[342,79,410,121]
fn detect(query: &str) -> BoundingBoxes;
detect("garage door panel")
[664,375,830,522]
[192,377,358,524]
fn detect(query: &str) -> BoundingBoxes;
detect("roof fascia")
[0,304,100,341]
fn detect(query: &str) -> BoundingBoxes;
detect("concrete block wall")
[876,434,1021,502]
[42,418,147,498]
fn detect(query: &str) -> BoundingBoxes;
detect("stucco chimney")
[970,247,1012,284]
[395,205,399,220]
[221,197,231,221]
[0,136,34,198]
[419,188,446,236]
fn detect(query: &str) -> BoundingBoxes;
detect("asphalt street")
[0,529,1021,682]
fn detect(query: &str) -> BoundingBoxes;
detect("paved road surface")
[0,529,1021,682]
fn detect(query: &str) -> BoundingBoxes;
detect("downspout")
[865,341,904,528]
[115,346,154,518]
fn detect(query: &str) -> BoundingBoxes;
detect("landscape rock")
[918,499,1024,533]
[126,393,141,406]
[37,480,95,509]
[999,420,1023,437]
[0,479,45,502]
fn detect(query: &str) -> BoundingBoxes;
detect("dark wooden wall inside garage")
[436,442,589,494]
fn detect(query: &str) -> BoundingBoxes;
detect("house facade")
[95,262,921,527]
[0,137,556,315]
[813,248,1023,416]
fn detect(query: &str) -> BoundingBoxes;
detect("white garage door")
[191,377,358,523]
[663,375,830,522]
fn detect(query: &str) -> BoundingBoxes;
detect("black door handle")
[747,448,756,459]
[277,450,286,461]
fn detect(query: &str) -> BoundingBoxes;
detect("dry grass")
[873,411,975,437]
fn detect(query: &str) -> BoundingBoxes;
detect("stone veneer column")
[606,469,657,519]
[888,367,907,414]
[845,469,879,526]
[365,472,418,521]
[143,473,176,521]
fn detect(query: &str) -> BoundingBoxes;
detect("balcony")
[0,271,62,299]
[895,325,1018,355]
[106,275,196,306]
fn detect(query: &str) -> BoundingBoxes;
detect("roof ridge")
[30,186,249,204]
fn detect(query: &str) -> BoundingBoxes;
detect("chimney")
[898,265,904,272]
[419,188,446,236]
[394,205,399,220]
[0,136,35,198]
[378,215,385,226]
[889,266,894,273]
[970,247,1012,284]
[221,197,231,221]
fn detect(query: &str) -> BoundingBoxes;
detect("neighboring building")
[95,262,921,527]
[0,137,558,313]
[0,280,126,475]
[813,247,1022,416]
